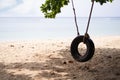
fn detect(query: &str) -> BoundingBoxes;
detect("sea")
[0,17,120,41]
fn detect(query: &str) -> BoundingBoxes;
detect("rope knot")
[83,33,90,43]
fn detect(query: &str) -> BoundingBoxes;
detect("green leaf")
[40,0,113,18]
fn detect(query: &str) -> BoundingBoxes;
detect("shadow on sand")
[0,47,120,80]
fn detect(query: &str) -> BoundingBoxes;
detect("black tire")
[70,36,95,62]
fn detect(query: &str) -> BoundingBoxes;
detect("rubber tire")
[70,36,95,62]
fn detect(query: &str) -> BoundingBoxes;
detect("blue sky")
[0,0,120,17]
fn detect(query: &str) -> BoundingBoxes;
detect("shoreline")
[0,35,120,41]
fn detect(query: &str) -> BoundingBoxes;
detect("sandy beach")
[0,36,120,80]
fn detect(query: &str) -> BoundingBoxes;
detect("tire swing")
[70,0,95,62]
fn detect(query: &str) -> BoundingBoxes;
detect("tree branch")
[40,0,113,18]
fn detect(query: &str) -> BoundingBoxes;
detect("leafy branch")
[40,0,113,18]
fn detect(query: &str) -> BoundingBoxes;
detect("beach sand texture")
[0,36,120,80]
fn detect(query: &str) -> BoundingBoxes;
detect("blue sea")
[0,17,120,41]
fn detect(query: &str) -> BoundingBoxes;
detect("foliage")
[40,0,113,18]
[95,0,113,5]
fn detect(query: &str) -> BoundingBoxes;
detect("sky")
[0,0,120,17]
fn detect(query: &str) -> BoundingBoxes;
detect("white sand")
[0,36,120,80]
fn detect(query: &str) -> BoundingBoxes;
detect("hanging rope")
[71,0,80,36]
[84,0,94,38]
[71,0,94,38]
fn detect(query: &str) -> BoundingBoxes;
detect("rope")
[71,0,80,36]
[85,1,94,38]
[71,0,94,38]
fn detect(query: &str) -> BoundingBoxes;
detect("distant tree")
[40,0,113,18]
